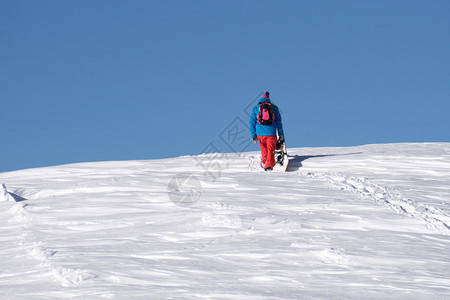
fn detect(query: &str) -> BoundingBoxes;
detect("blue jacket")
[249,97,284,138]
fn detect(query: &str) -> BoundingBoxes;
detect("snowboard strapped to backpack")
[258,102,275,125]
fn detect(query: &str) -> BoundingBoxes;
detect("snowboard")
[272,136,288,172]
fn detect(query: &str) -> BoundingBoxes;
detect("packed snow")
[1,143,449,299]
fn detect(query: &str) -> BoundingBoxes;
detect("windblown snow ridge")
[1,183,16,202]
[303,172,450,235]
[1,183,27,202]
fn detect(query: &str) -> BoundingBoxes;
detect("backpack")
[258,102,275,125]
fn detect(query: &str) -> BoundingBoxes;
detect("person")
[249,91,284,171]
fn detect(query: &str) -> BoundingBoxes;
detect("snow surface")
[1,143,450,299]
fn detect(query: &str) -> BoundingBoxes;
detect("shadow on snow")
[9,192,27,202]
[286,152,362,172]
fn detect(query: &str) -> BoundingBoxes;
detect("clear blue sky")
[1,0,449,172]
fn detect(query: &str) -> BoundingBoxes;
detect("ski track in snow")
[5,201,99,288]
[301,171,450,235]
[249,149,450,235]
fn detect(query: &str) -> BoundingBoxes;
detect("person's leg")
[265,136,277,169]
[258,136,268,165]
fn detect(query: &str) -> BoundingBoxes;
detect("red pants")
[258,135,277,169]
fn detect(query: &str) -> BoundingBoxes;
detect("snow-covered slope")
[1,143,449,299]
